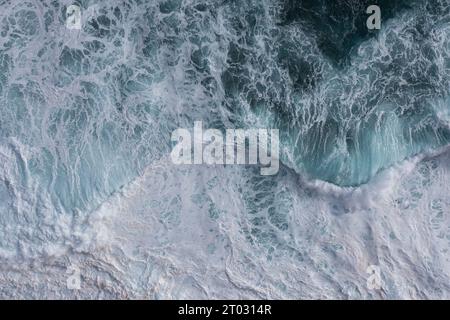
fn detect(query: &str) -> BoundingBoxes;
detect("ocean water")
[1,0,450,299]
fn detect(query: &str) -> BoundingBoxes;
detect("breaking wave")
[1,0,450,299]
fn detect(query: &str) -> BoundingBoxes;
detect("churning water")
[1,0,450,299]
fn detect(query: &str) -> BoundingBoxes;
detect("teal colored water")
[1,0,450,299]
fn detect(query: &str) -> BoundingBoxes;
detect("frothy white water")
[1,0,450,299]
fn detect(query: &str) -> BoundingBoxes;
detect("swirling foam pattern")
[1,0,450,299]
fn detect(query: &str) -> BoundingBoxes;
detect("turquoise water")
[1,0,450,299]
[1,0,449,210]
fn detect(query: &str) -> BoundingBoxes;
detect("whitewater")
[1,0,450,299]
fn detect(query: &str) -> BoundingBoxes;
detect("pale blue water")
[1,0,450,299]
